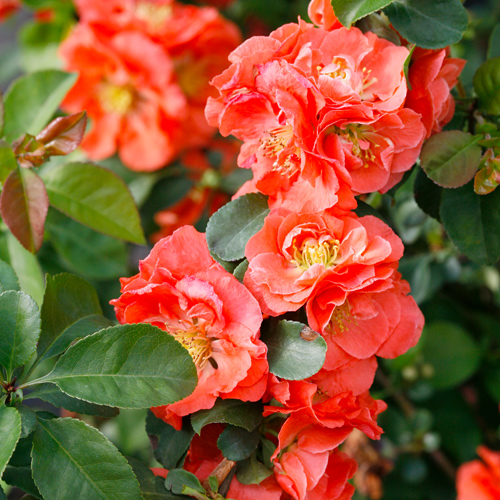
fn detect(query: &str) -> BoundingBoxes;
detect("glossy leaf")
[473,58,500,115]
[40,324,197,409]
[0,405,21,479]
[331,0,394,27]
[32,417,143,500]
[384,0,468,49]
[128,458,181,500]
[0,140,17,183]
[191,399,263,435]
[206,193,269,261]
[37,273,107,361]
[0,290,40,374]
[27,383,119,417]
[261,320,327,380]
[0,167,49,253]
[421,131,482,188]
[3,466,42,499]
[236,456,273,485]
[0,259,20,293]
[165,469,205,496]
[42,162,145,245]
[36,111,87,156]
[16,405,37,438]
[217,426,260,462]
[414,168,442,221]
[488,24,500,59]
[3,70,77,142]
[440,182,500,264]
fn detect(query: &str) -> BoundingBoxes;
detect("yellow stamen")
[329,301,356,334]
[98,83,136,115]
[261,125,300,177]
[135,1,172,31]
[291,237,341,271]
[169,321,212,370]
[333,124,378,168]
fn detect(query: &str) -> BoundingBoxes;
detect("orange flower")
[307,0,341,31]
[457,447,500,500]
[0,0,19,21]
[111,226,268,428]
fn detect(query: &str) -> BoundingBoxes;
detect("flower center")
[175,56,208,99]
[328,302,356,334]
[169,321,212,370]
[135,1,172,31]
[98,83,136,115]
[292,237,341,271]
[320,56,350,81]
[334,124,377,167]
[260,125,300,177]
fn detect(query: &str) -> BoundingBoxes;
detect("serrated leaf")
[385,0,468,49]
[217,426,259,462]
[32,417,143,500]
[261,320,327,380]
[27,383,119,417]
[236,456,272,485]
[128,457,181,500]
[206,193,269,262]
[16,405,37,438]
[0,140,17,183]
[2,466,42,499]
[37,273,107,362]
[0,290,40,374]
[420,131,482,188]
[331,0,394,27]
[3,70,77,142]
[191,399,263,435]
[0,259,20,293]
[0,167,49,253]
[440,181,500,264]
[473,58,500,115]
[39,324,197,409]
[0,405,21,479]
[42,162,145,245]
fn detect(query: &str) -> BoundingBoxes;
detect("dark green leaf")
[421,322,481,390]
[206,193,269,261]
[0,405,21,479]
[331,0,394,27]
[414,168,442,221]
[8,435,33,467]
[356,13,402,46]
[236,456,273,485]
[0,167,49,253]
[27,383,119,417]
[16,405,37,438]
[42,162,145,245]
[354,200,388,223]
[0,258,20,293]
[0,486,5,500]
[165,469,205,496]
[128,457,181,500]
[473,58,500,115]
[217,426,259,461]
[38,272,106,362]
[32,417,143,500]
[0,290,40,374]
[261,320,327,380]
[0,91,3,138]
[385,0,468,49]
[191,399,263,435]
[421,131,482,188]
[0,140,17,183]
[40,324,197,409]
[488,25,500,59]
[3,70,77,142]
[440,182,500,264]
[45,209,129,280]
[233,259,248,283]
[3,466,42,499]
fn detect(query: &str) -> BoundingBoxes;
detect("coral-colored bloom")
[307,0,340,31]
[111,226,267,428]
[457,446,500,500]
[405,47,465,139]
[228,476,284,500]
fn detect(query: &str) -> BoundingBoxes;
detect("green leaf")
[146,412,194,469]
[421,131,482,188]
[414,168,442,221]
[232,259,248,283]
[384,0,468,49]
[3,466,42,499]
[45,209,129,280]
[128,457,181,500]
[0,259,20,293]
[421,322,481,390]
[261,320,327,381]
[191,399,263,435]
[440,181,500,264]
[0,140,17,184]
[3,70,77,142]
[165,469,205,496]
[27,383,119,417]
[39,323,197,409]
[0,486,5,500]
[37,273,108,361]
[32,417,143,500]
[206,193,269,262]
[217,426,259,462]
[488,24,500,59]
[0,405,21,479]
[42,162,145,245]
[236,456,273,486]
[16,405,37,438]
[0,167,49,253]
[0,290,40,374]
[331,0,394,27]
[0,91,4,138]
[473,58,500,115]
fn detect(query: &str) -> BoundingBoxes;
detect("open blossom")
[457,446,500,500]
[111,226,268,429]
[307,0,340,31]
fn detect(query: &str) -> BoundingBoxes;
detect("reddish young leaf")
[0,167,49,253]
[36,111,87,156]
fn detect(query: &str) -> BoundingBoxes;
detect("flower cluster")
[457,446,500,499]
[60,0,241,171]
[111,2,465,499]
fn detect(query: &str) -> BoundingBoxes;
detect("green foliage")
[32,417,143,500]
[261,320,327,380]
[0,140,17,183]
[0,405,21,479]
[128,458,178,500]
[206,193,269,261]
[473,58,500,115]
[330,0,394,27]
[236,455,273,485]
[217,426,260,461]
[165,469,205,497]
[0,259,20,293]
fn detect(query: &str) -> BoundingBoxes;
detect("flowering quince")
[457,446,500,500]
[307,0,341,31]
[110,226,268,429]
